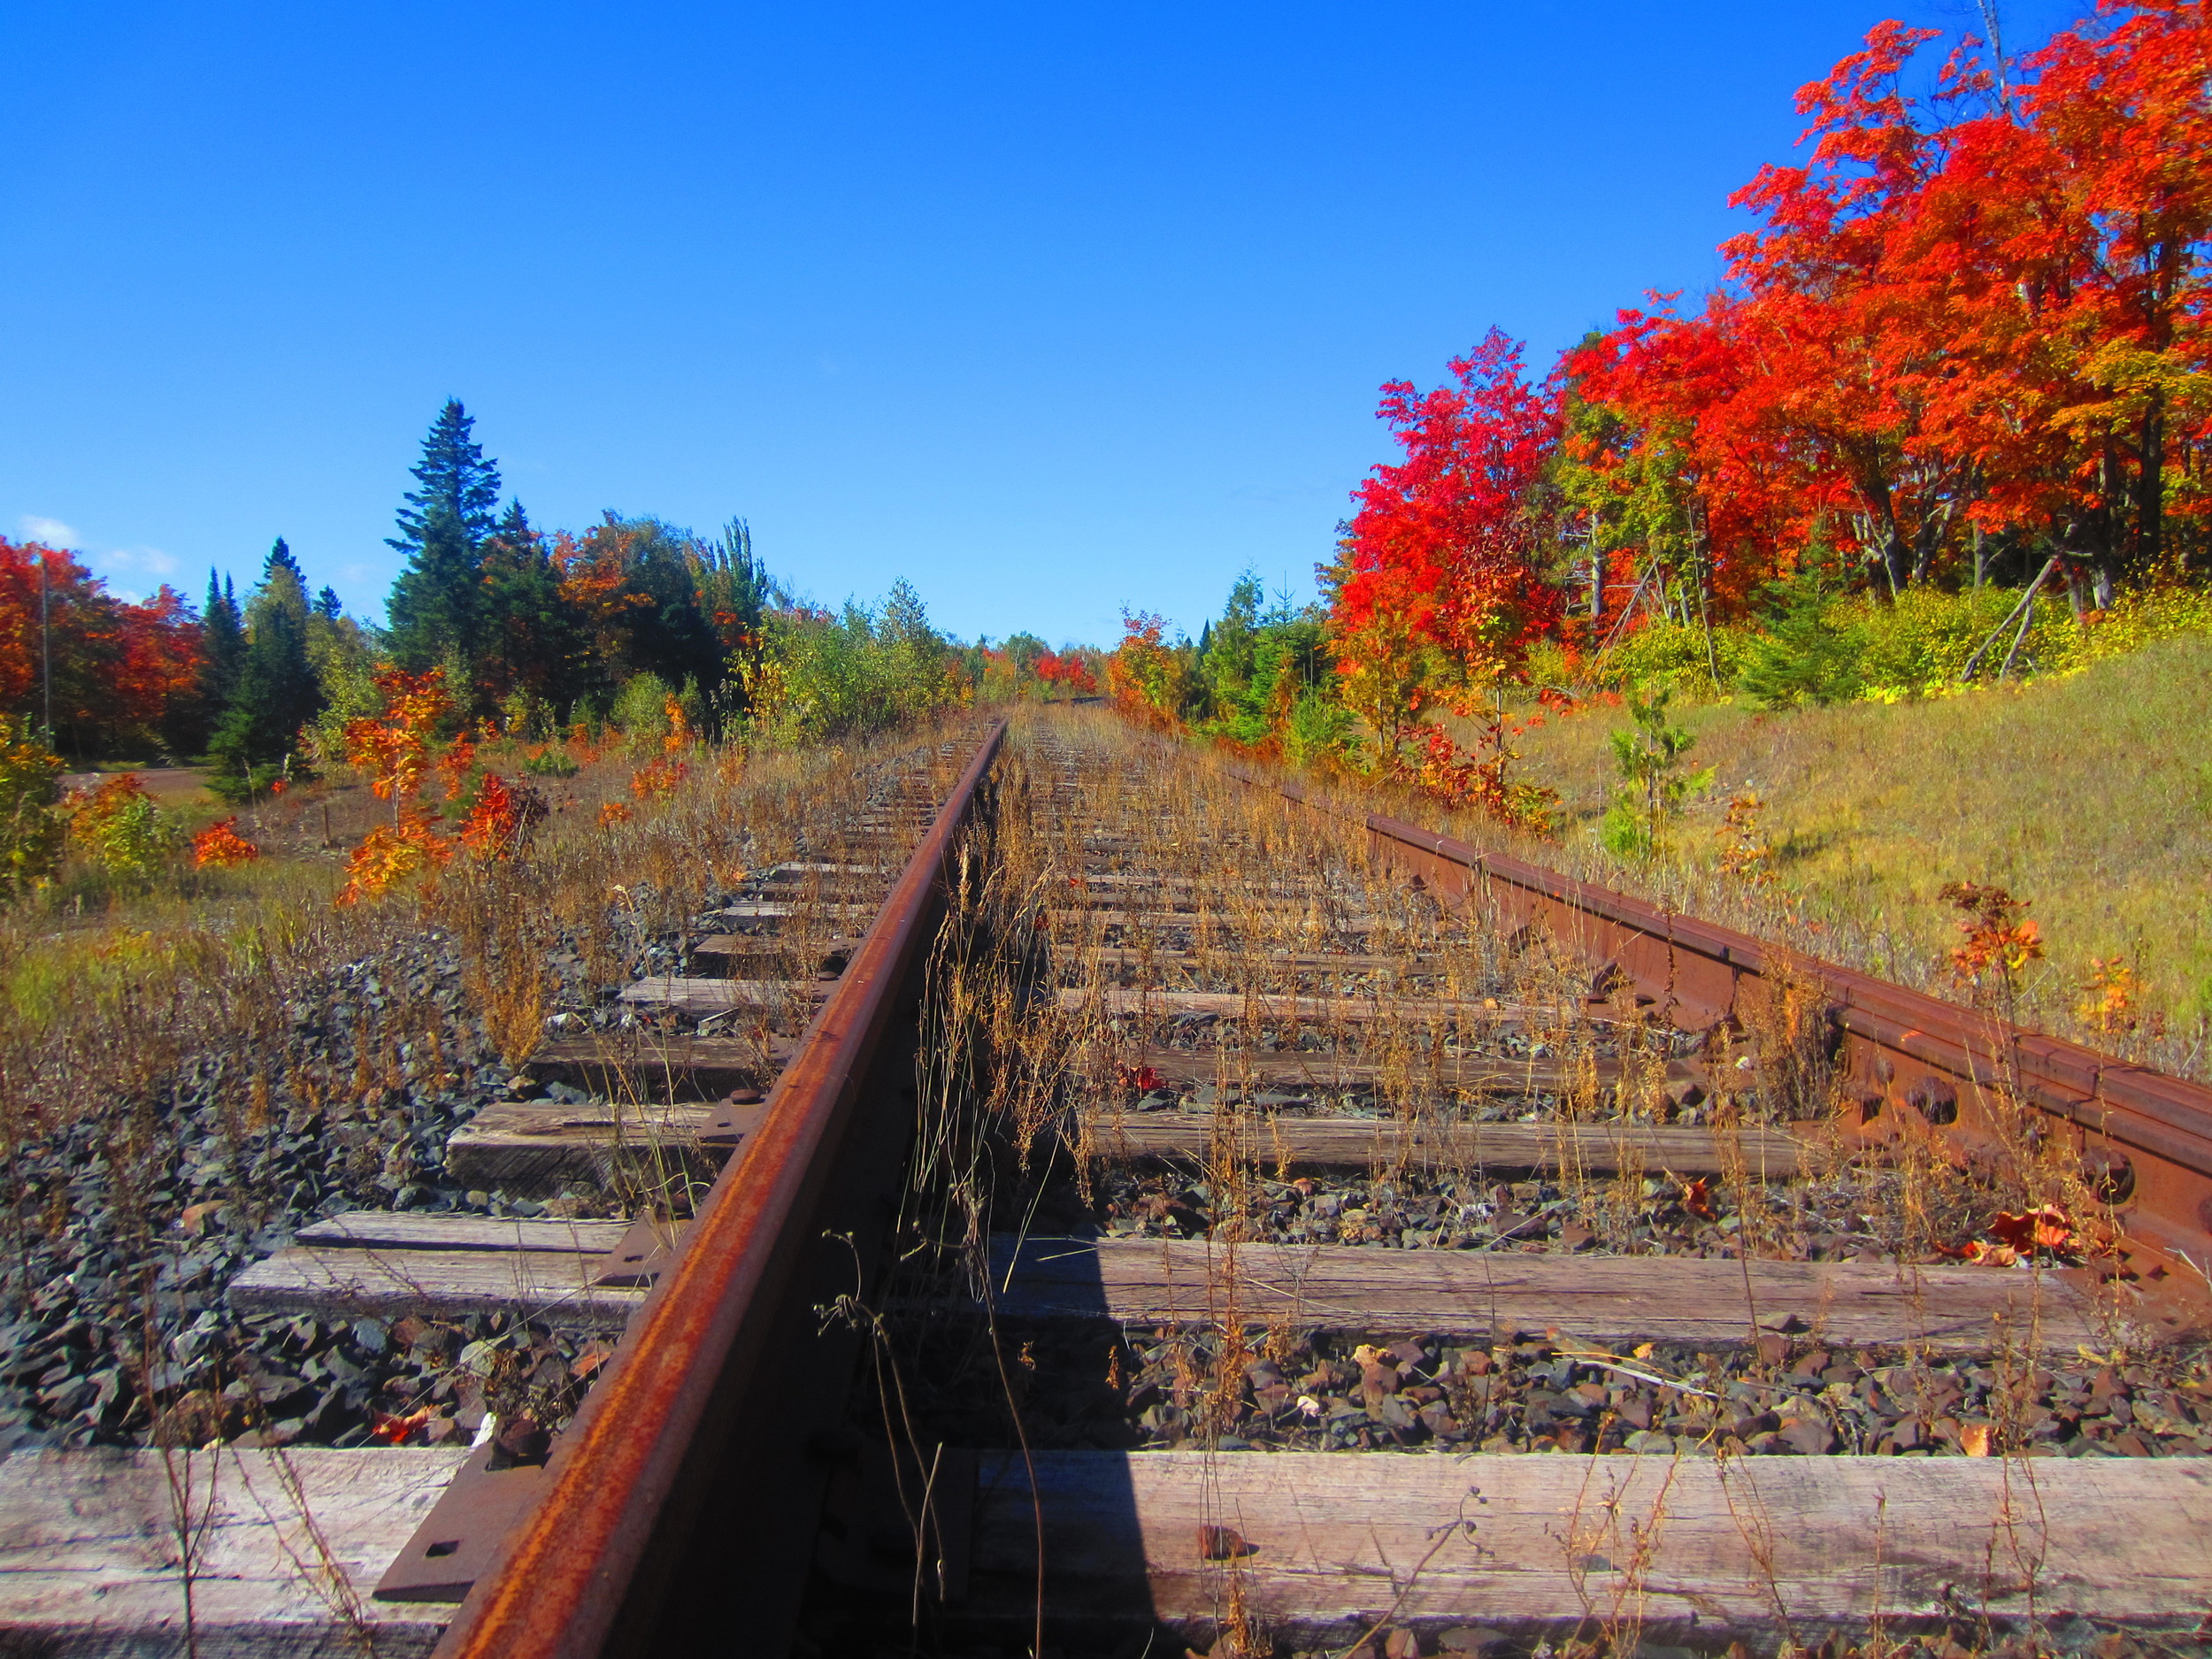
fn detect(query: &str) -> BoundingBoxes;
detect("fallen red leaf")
[1987,1203,2078,1256]
[370,1406,434,1445]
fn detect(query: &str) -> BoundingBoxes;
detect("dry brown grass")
[923,707,2169,1379]
[0,714,988,1471]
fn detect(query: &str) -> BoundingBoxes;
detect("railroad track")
[12,708,2212,1656]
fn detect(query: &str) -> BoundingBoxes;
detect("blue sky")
[3,1,2093,647]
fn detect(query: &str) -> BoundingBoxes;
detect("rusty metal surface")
[432,721,1006,1659]
[376,1441,549,1603]
[1240,765,2212,1318]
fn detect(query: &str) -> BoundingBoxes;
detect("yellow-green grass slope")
[1438,632,2212,1073]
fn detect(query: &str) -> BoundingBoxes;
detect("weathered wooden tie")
[227,1213,664,1327]
[1067,986,1540,1023]
[964,1450,2212,1645]
[987,1236,2109,1351]
[1082,1111,1813,1177]
[1107,1041,1704,1095]
[616,976,833,1013]
[525,1033,790,1094]
[0,1447,466,1654]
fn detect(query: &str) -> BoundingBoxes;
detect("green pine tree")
[480,500,585,712]
[1598,689,1716,858]
[1737,565,1865,708]
[388,506,485,674]
[386,401,502,675]
[196,570,244,733]
[265,535,307,591]
[208,540,326,798]
[388,401,502,555]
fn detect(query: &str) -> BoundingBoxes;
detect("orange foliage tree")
[1562,7,2212,612]
[1321,331,1563,772]
[342,668,455,822]
[456,772,545,859]
[190,817,260,867]
[1104,611,1187,728]
[0,539,205,757]
[335,666,466,904]
[336,809,455,907]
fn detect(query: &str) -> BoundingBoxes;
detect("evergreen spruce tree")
[315,586,343,619]
[388,506,486,674]
[386,400,502,676]
[208,540,326,795]
[165,571,242,759]
[480,500,585,711]
[265,535,306,590]
[197,570,244,720]
[1737,566,1866,708]
[388,401,502,555]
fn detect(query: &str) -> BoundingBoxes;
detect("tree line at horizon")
[0,402,1096,781]
[1113,4,2212,782]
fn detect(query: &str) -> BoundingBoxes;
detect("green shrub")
[1838,586,2024,695]
[1284,685,1358,765]
[208,759,307,806]
[522,745,581,778]
[751,582,964,744]
[1594,621,1747,697]
[1522,639,1579,694]
[1739,572,1869,708]
[609,672,675,745]
[1598,689,1714,858]
[0,718,65,897]
[2033,585,2212,677]
[499,689,557,742]
[65,776,176,883]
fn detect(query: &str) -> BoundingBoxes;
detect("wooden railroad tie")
[1104,1041,1707,1094]
[0,1448,467,1647]
[983,1235,2111,1353]
[1081,1111,1812,1177]
[1041,907,1391,931]
[1079,946,1449,972]
[616,976,834,1014]
[956,1449,2212,1643]
[228,1211,697,1327]
[1066,986,1554,1023]
[522,1033,790,1094]
[449,1085,1753,1190]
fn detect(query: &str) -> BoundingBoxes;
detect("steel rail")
[1235,763,2212,1313]
[433,718,1006,1659]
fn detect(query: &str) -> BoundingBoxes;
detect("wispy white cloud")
[15,517,181,601]
[96,545,181,601]
[19,515,79,548]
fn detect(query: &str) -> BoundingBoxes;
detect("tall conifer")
[480,499,583,710]
[198,570,244,716]
[209,540,325,789]
[388,401,501,555]
[387,401,502,675]
[388,506,485,673]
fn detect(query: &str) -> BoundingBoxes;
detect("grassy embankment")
[1425,632,2212,1075]
[2,727,828,1078]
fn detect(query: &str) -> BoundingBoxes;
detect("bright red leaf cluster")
[1325,4,2212,722]
[1325,329,1563,701]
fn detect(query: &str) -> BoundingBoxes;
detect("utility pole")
[39,549,53,742]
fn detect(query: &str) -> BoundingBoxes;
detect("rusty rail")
[433,719,1006,1659]
[1237,764,2212,1320]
